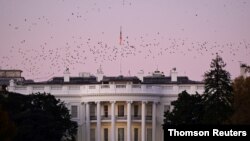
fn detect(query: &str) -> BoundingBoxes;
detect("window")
[90,104,96,116]
[51,85,62,90]
[146,104,152,116]
[104,105,108,117]
[118,105,124,117]
[90,128,95,141]
[15,86,27,90]
[71,105,78,118]
[132,85,141,88]
[116,85,126,88]
[164,105,170,112]
[164,86,173,90]
[134,128,139,141]
[33,86,44,90]
[134,105,139,117]
[197,86,204,90]
[69,85,80,90]
[104,128,108,141]
[118,128,124,141]
[89,85,96,89]
[179,86,190,91]
[146,128,152,141]
[101,85,110,89]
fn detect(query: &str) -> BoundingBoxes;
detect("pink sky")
[0,0,250,81]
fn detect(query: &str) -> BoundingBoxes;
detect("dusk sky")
[0,0,250,81]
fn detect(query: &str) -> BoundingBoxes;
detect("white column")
[127,101,132,141]
[85,102,90,141]
[111,101,116,141]
[81,103,85,141]
[152,102,156,141]
[96,101,101,141]
[141,101,146,141]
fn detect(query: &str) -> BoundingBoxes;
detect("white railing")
[51,85,62,90]
[12,84,205,95]
[69,85,80,90]
[15,86,27,91]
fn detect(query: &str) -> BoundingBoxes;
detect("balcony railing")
[101,115,111,120]
[131,115,140,120]
[146,115,152,120]
[116,115,127,120]
[89,115,152,121]
[90,116,97,120]
[12,83,205,96]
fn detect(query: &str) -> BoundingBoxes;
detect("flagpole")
[119,26,122,75]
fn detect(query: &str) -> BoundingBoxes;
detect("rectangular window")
[69,85,80,90]
[104,105,108,117]
[146,128,152,141]
[146,104,152,116]
[33,86,44,90]
[134,105,139,117]
[134,128,138,141]
[51,85,62,90]
[116,85,126,88]
[104,128,108,141]
[101,85,110,89]
[132,85,141,88]
[164,105,170,112]
[118,105,124,117]
[90,128,95,141]
[118,128,124,141]
[179,86,190,91]
[71,105,78,118]
[197,86,204,90]
[90,104,95,116]
[89,85,96,89]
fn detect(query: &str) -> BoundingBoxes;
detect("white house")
[8,68,204,141]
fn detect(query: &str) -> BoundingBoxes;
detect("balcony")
[101,115,111,120]
[116,115,127,120]
[90,116,97,120]
[146,115,152,120]
[12,83,205,96]
[132,115,141,120]
[89,115,152,121]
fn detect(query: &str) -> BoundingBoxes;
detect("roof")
[143,76,204,84]
[0,69,23,72]
[101,76,141,84]
[0,78,10,85]
[0,77,25,85]
[13,74,203,85]
[23,76,98,85]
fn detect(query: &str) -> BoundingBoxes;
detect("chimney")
[170,68,177,82]
[240,64,247,78]
[137,70,144,81]
[96,65,104,82]
[64,68,70,82]
[8,79,15,92]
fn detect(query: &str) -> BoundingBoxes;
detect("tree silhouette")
[202,54,233,124]
[163,91,203,125]
[229,76,250,124]
[0,105,16,141]
[0,92,78,141]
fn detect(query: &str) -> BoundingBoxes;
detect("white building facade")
[8,69,204,141]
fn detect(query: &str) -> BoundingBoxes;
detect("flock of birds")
[0,0,250,80]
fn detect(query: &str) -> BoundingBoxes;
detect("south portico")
[80,99,159,141]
